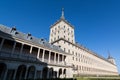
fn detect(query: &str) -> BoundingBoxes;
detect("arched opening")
[63,69,66,78]
[49,68,53,78]
[58,68,62,78]
[15,65,26,80]
[0,63,7,79]
[42,67,48,79]
[27,66,35,79]
[54,71,57,78]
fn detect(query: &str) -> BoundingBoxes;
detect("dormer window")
[15,31,19,35]
[11,27,16,33]
[27,33,32,40]
[27,33,31,38]
[41,38,44,41]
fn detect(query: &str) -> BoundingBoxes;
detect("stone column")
[62,69,64,78]
[20,43,24,54]
[48,51,51,63]
[42,49,45,62]
[30,46,33,54]
[37,48,40,58]
[54,53,56,63]
[57,70,59,78]
[12,42,16,54]
[0,38,5,51]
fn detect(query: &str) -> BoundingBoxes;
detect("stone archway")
[63,69,66,78]
[27,66,35,79]
[0,63,7,80]
[42,67,48,79]
[15,65,26,80]
[49,68,53,78]
[58,68,62,78]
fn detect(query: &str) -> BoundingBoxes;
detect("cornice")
[51,38,116,66]
[50,18,74,29]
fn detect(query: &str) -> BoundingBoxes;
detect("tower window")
[76,52,77,56]
[64,36,65,39]
[68,38,70,41]
[64,48,66,52]
[64,26,65,28]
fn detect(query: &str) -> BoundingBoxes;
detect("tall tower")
[49,8,75,49]
[107,51,116,65]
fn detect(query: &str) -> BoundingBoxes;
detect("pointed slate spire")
[61,8,65,19]
[108,50,113,59]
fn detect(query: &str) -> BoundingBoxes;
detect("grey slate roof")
[50,18,74,29]
[0,24,66,54]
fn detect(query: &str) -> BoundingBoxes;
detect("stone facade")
[0,9,119,80]
[49,9,118,76]
[0,25,72,80]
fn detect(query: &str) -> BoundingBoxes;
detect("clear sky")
[0,0,120,73]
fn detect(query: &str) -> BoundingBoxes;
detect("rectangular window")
[64,26,65,28]
[64,48,66,52]
[72,51,74,54]
[64,36,65,39]
[68,49,70,53]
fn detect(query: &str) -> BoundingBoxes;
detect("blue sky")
[0,0,120,73]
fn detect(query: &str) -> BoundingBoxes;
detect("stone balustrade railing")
[0,51,68,66]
